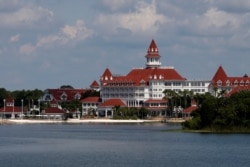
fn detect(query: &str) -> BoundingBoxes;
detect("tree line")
[182,90,250,132]
[0,87,100,112]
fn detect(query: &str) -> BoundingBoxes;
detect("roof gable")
[46,88,86,101]
[99,98,126,107]
[212,66,228,82]
[145,39,160,58]
[90,80,99,88]
[81,96,101,103]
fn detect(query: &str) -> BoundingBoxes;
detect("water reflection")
[0,123,249,167]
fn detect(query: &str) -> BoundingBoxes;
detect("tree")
[81,90,100,99]
[163,89,178,117]
[60,85,74,89]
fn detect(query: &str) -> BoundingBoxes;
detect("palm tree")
[163,89,177,117]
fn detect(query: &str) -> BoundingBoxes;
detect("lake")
[0,123,250,167]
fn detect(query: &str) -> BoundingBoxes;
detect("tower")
[145,39,161,68]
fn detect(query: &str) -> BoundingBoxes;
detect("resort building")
[0,97,25,118]
[41,88,86,102]
[81,96,101,116]
[209,66,250,96]
[95,39,210,116]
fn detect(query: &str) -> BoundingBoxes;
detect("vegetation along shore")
[182,91,250,133]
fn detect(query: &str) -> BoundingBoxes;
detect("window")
[173,82,181,86]
[234,80,238,86]
[165,82,171,86]
[217,80,222,86]
[240,80,244,86]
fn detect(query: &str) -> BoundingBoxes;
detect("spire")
[146,39,160,57]
[145,39,161,68]
[212,66,228,82]
[101,68,113,81]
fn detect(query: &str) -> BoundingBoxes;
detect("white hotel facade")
[98,40,210,109]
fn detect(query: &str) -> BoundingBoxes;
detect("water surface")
[0,123,249,167]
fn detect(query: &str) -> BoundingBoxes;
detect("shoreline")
[2,118,162,124]
[1,118,187,124]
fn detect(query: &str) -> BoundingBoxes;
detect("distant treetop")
[60,85,74,89]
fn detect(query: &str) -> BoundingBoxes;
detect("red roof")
[145,39,160,58]
[99,39,185,87]
[225,85,250,96]
[44,107,65,114]
[0,106,22,113]
[81,97,101,103]
[101,67,185,86]
[183,100,198,113]
[46,88,86,101]
[90,80,99,88]
[99,99,126,107]
[211,66,250,87]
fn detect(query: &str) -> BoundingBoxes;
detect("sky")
[1,0,250,91]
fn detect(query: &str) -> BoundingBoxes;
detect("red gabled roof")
[46,88,86,101]
[44,107,65,114]
[90,80,99,88]
[211,66,250,88]
[183,100,198,113]
[145,39,160,58]
[0,106,22,113]
[99,98,126,107]
[101,67,185,86]
[212,66,228,83]
[102,68,112,77]
[225,85,250,96]
[81,96,101,103]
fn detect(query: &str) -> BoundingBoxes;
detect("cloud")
[37,20,93,48]
[0,6,53,28]
[9,34,20,42]
[19,43,36,55]
[20,20,93,54]
[200,8,240,30]
[96,0,168,35]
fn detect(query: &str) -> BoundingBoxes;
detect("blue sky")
[1,0,250,90]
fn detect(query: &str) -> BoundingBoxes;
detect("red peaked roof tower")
[145,39,161,68]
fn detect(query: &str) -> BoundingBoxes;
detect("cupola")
[145,39,161,68]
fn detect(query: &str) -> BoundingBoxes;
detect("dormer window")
[234,80,238,86]
[226,80,230,86]
[246,80,249,86]
[61,92,67,101]
[45,94,52,101]
[74,93,81,100]
[217,80,222,86]
[240,80,244,86]
[140,80,145,86]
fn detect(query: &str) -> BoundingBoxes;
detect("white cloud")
[19,43,36,55]
[96,0,168,34]
[9,34,20,42]
[20,20,93,54]
[61,20,93,41]
[37,20,93,48]
[0,6,53,28]
[200,8,240,29]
